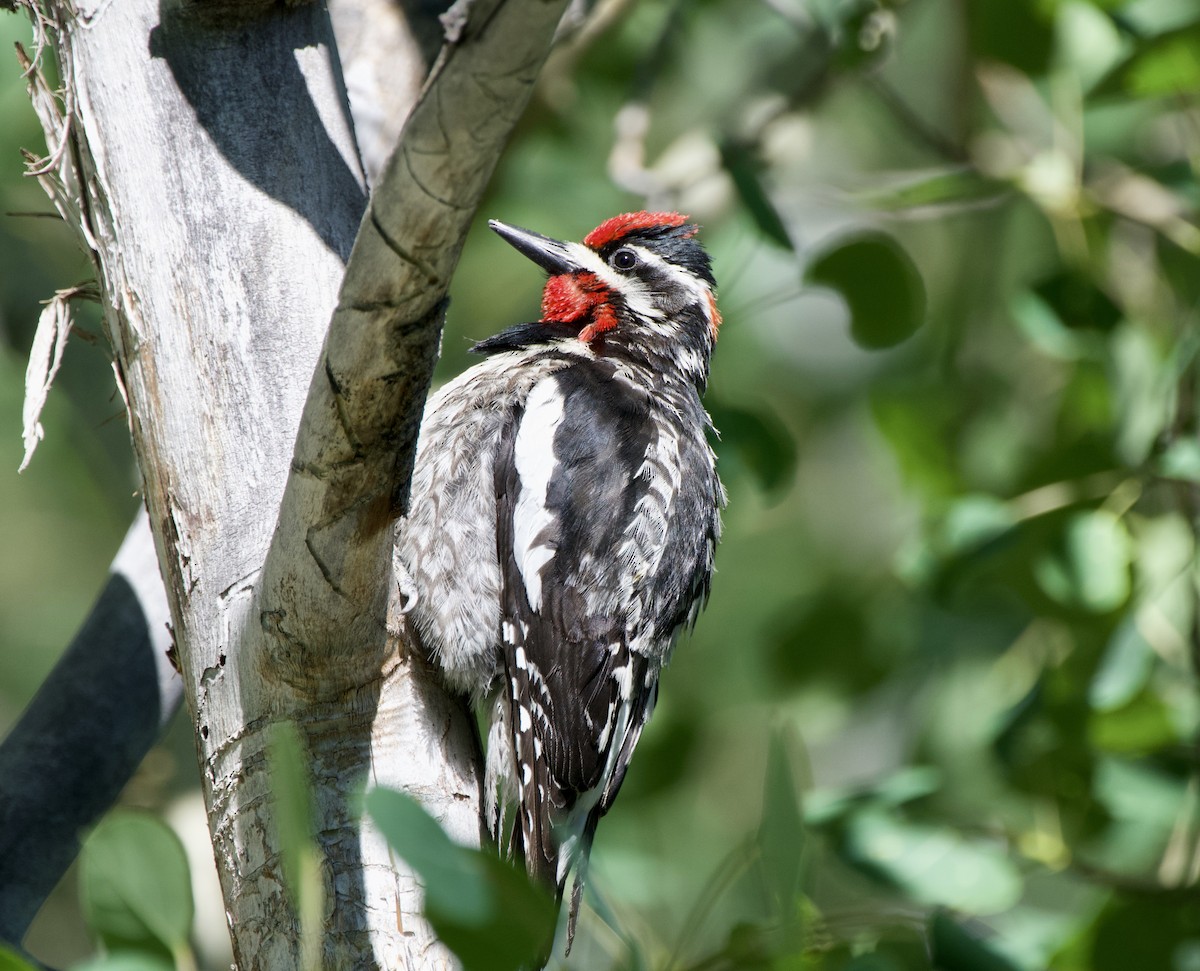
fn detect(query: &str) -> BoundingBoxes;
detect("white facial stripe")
[565,241,665,322]
[566,241,715,333]
[512,377,564,610]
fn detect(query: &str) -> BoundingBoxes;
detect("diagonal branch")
[0,509,178,947]
[257,0,571,688]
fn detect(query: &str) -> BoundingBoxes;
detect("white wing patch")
[513,377,565,611]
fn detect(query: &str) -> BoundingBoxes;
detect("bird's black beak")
[489,220,580,275]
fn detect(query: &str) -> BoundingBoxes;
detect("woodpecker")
[395,211,724,951]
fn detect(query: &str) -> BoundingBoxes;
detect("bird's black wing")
[493,363,657,895]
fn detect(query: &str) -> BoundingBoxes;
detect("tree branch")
[10,0,568,964]
[257,0,571,687]
[327,0,445,186]
[0,0,436,951]
[0,509,177,947]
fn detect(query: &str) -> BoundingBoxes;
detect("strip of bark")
[257,0,571,689]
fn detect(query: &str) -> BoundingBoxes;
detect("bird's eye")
[611,248,639,271]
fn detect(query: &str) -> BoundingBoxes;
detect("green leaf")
[719,138,793,250]
[965,0,1054,74]
[430,853,558,971]
[1090,895,1200,971]
[1107,26,1200,97]
[807,232,926,350]
[267,723,320,907]
[79,811,194,957]
[1157,438,1200,482]
[1033,510,1132,613]
[1089,690,1180,754]
[1111,323,1169,465]
[0,945,40,971]
[873,766,943,808]
[854,168,1010,213]
[366,788,557,971]
[1094,756,1189,829]
[1089,616,1154,711]
[1031,270,1121,334]
[71,953,175,971]
[267,722,324,970]
[757,728,805,918]
[870,388,960,496]
[1011,291,1088,361]
[1056,1,1127,91]
[706,401,796,497]
[365,787,492,925]
[843,808,1022,914]
[929,911,1022,971]
[937,495,1017,558]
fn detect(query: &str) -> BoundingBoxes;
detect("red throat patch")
[541,272,618,345]
[583,211,689,249]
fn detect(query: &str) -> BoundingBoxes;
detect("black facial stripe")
[596,225,716,287]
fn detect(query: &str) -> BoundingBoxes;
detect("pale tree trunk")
[3,0,569,966]
[0,0,437,946]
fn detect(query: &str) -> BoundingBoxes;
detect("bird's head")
[475,211,720,388]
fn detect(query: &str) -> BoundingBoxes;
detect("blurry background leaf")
[267,722,323,970]
[854,168,1010,213]
[843,808,1023,914]
[1088,615,1154,711]
[1089,895,1200,971]
[1031,271,1121,334]
[0,947,39,971]
[1157,438,1200,482]
[71,954,175,971]
[366,787,557,971]
[719,139,793,250]
[806,232,926,350]
[929,911,1023,971]
[1033,510,1132,614]
[707,400,796,497]
[78,812,194,964]
[756,727,805,918]
[1104,25,1200,97]
[965,0,1054,74]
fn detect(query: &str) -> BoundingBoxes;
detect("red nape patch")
[583,211,689,249]
[706,291,723,341]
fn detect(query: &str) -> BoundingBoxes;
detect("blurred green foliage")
[267,723,324,971]
[78,813,195,971]
[367,788,559,970]
[3,0,1200,968]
